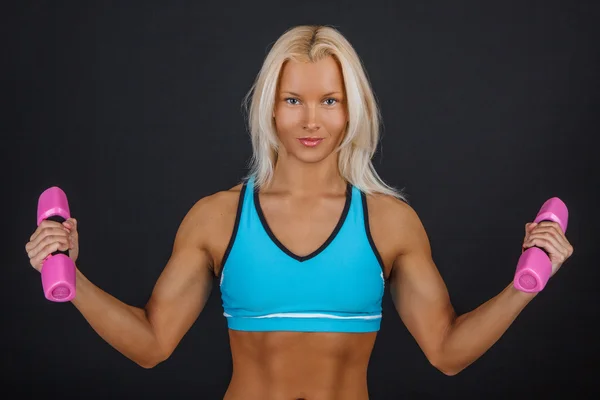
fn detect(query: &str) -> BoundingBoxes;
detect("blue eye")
[285,98,299,105]
[324,98,337,106]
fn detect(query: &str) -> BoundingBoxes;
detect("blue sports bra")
[219,175,386,333]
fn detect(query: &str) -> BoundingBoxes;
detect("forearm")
[71,267,162,368]
[438,282,537,375]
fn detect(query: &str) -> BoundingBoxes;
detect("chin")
[292,147,338,164]
[295,153,330,164]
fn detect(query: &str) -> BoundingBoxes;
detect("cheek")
[274,109,302,135]
[323,111,347,136]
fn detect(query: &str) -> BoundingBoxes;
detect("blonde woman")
[25,25,573,399]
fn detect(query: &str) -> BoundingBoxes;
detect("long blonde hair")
[242,25,408,202]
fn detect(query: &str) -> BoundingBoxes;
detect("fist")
[25,218,79,272]
[522,221,573,277]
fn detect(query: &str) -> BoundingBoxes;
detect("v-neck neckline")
[253,183,352,262]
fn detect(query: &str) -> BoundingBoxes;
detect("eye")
[323,98,338,106]
[285,98,300,105]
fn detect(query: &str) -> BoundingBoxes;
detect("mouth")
[298,137,324,147]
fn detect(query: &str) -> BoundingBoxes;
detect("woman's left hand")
[522,221,574,277]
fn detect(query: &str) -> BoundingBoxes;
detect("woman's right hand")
[25,218,79,272]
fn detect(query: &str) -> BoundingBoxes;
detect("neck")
[267,153,346,196]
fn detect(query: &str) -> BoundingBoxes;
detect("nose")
[303,105,320,132]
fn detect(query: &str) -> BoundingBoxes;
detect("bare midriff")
[223,330,378,400]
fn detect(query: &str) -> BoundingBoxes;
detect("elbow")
[137,347,171,369]
[438,366,461,376]
[433,362,462,376]
[138,361,158,369]
[137,354,167,369]
[138,357,161,369]
[429,354,463,377]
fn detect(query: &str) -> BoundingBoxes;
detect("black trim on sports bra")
[218,182,247,278]
[361,191,386,276]
[254,183,352,263]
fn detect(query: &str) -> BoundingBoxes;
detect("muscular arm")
[71,194,226,368]
[382,200,536,376]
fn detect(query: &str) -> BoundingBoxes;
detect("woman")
[25,25,573,400]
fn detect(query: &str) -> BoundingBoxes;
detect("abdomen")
[223,330,376,400]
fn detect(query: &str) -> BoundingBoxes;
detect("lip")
[298,137,324,147]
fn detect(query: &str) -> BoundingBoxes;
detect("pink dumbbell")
[37,186,76,302]
[513,197,568,293]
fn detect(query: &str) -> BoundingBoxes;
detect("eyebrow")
[281,91,343,97]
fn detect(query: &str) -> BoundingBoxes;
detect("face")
[273,55,348,164]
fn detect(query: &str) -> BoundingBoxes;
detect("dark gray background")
[3,1,599,398]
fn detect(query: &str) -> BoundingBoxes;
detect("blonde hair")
[242,25,408,202]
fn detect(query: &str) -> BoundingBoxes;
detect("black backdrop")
[3,1,599,399]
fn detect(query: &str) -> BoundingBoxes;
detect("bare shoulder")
[366,194,421,235]
[177,183,245,274]
[365,193,430,270]
[365,193,414,219]
[185,183,244,224]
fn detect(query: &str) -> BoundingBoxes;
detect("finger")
[524,233,569,259]
[27,227,70,252]
[536,221,565,235]
[28,235,69,261]
[30,239,68,268]
[63,218,77,231]
[523,237,562,260]
[529,224,570,250]
[68,233,77,249]
[30,220,67,242]
[28,234,70,261]
[525,222,536,231]
[524,222,537,239]
[26,227,69,254]
[30,240,70,268]
[543,225,575,257]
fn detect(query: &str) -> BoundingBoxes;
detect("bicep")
[390,211,455,363]
[144,205,215,359]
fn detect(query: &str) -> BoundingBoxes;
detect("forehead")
[278,56,345,93]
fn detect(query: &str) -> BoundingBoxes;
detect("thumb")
[62,218,77,230]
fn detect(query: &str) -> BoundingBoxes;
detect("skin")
[25,55,574,400]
